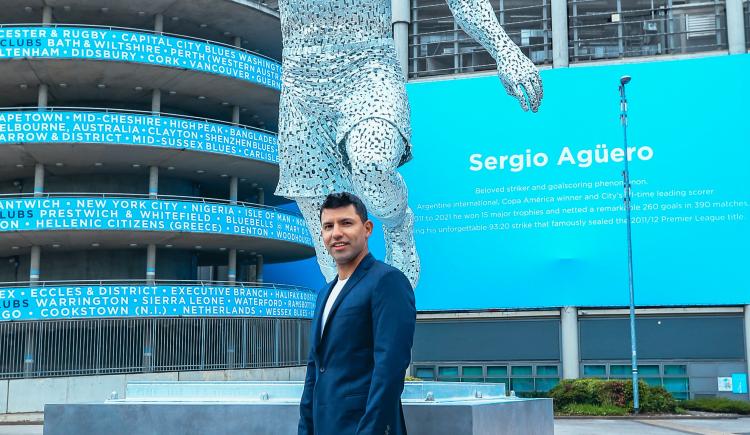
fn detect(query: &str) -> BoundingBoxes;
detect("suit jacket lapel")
[318,253,375,344]
[312,279,338,354]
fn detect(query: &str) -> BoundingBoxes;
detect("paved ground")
[1,418,748,434]
[555,418,750,435]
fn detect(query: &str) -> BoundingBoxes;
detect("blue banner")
[0,285,315,321]
[399,54,749,310]
[0,27,281,89]
[0,111,278,163]
[0,197,313,246]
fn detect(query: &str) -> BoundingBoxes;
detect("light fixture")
[15,164,24,168]
[239,178,247,182]
[59,83,67,88]
[91,243,100,247]
[55,162,64,167]
[137,11,146,16]
[24,6,32,13]
[132,163,141,168]
[11,246,19,250]
[134,86,143,91]
[97,83,106,89]
[167,166,175,171]
[219,247,226,251]
[63,5,71,11]
[197,95,206,100]
[94,162,103,167]
[196,169,205,174]
[195,245,202,249]
[52,244,61,248]
[200,23,208,28]
[100,7,109,13]
[171,16,179,21]
[168,90,177,95]
[221,101,229,106]
[19,84,28,89]
[220,174,229,178]
[129,243,138,247]
[223,31,232,36]
[241,108,248,112]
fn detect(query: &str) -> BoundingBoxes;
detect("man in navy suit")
[298,192,416,435]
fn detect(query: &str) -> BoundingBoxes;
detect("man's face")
[321,205,373,266]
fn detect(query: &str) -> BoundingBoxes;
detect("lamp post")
[619,75,640,413]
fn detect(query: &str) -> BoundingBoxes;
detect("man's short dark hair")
[319,192,368,222]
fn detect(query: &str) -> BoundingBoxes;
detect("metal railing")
[0,316,311,379]
[0,192,302,217]
[0,23,281,64]
[0,106,278,136]
[568,0,729,62]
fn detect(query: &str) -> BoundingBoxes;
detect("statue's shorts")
[274,38,412,199]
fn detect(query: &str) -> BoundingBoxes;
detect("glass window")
[536,377,560,391]
[511,377,535,392]
[583,365,607,377]
[487,366,508,377]
[415,366,435,380]
[438,366,460,382]
[536,365,559,376]
[410,0,552,78]
[639,365,661,376]
[486,366,508,385]
[462,366,484,382]
[664,365,687,376]
[568,0,728,63]
[511,365,533,376]
[663,377,689,393]
[610,364,630,377]
[643,377,663,387]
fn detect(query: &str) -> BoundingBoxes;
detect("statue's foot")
[384,209,420,288]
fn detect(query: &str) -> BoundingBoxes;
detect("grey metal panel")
[413,320,560,362]
[580,316,744,360]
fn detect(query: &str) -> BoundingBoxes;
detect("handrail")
[0,23,281,65]
[0,279,316,293]
[0,192,301,217]
[0,106,278,136]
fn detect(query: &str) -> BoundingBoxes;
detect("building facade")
[399,0,749,401]
[0,0,316,383]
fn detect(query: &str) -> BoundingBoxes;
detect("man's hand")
[497,47,543,113]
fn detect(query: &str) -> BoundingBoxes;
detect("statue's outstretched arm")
[447,0,543,112]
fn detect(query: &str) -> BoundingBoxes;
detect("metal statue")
[273,0,543,288]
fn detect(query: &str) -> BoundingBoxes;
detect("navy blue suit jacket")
[298,253,416,435]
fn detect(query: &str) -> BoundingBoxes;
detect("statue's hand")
[496,48,543,113]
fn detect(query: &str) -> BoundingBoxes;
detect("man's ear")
[364,219,374,236]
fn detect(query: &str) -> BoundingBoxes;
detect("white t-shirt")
[321,277,349,337]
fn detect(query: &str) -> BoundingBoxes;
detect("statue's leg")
[295,196,338,282]
[345,118,420,288]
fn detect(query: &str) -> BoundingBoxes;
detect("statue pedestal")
[43,381,553,435]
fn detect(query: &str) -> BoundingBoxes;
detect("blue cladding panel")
[0,27,281,89]
[0,285,315,321]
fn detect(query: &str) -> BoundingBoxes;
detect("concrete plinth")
[45,398,552,435]
[44,381,552,435]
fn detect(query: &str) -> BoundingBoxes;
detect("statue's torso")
[279,0,392,48]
